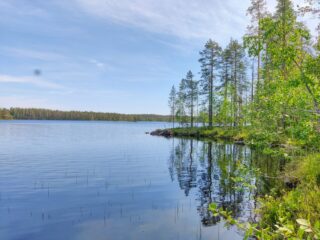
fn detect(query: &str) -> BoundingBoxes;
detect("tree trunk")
[233,52,238,127]
[209,78,213,127]
[191,102,194,128]
[173,105,175,128]
[209,50,214,127]
[251,59,255,102]
[257,52,260,90]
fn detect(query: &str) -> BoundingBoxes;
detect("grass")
[208,153,320,239]
[168,126,288,150]
[171,126,245,141]
[257,154,320,239]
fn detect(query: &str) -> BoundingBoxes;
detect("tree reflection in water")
[168,138,283,227]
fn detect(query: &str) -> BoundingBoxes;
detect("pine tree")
[184,71,198,127]
[176,79,188,126]
[226,39,247,127]
[218,48,232,126]
[168,85,177,128]
[275,0,296,80]
[246,0,268,89]
[275,0,295,19]
[199,39,222,127]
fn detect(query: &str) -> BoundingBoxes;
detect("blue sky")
[0,0,317,114]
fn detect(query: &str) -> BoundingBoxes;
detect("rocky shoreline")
[149,128,246,145]
[150,129,173,137]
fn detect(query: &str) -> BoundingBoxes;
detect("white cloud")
[0,74,64,89]
[2,47,65,61]
[73,0,318,42]
[74,0,250,41]
[88,58,112,70]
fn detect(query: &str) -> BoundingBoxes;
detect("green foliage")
[208,154,320,239]
[167,0,319,147]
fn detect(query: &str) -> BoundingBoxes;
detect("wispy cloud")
[87,58,116,70]
[74,0,250,40]
[89,59,105,68]
[0,1,48,18]
[0,74,64,89]
[2,47,65,61]
[73,0,318,41]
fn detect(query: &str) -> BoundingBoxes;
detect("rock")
[284,177,299,189]
[150,129,173,137]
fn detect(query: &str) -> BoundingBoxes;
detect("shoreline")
[151,126,320,238]
[150,126,283,149]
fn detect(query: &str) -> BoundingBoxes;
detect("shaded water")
[0,121,282,240]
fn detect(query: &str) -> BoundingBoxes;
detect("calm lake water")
[0,121,282,240]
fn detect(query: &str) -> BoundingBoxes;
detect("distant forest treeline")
[0,108,170,122]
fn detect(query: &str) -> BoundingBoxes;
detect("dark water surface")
[0,121,281,240]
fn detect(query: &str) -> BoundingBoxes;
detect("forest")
[165,0,320,239]
[0,108,170,122]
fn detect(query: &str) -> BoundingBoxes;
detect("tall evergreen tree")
[275,0,295,19]
[246,0,268,89]
[184,71,198,127]
[226,39,247,127]
[275,0,296,80]
[199,40,222,127]
[168,85,177,128]
[218,48,232,126]
[176,79,188,126]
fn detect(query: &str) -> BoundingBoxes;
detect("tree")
[249,0,320,135]
[175,72,198,127]
[226,39,247,127]
[184,71,198,127]
[275,0,295,19]
[275,0,296,80]
[168,85,177,128]
[176,79,188,126]
[245,0,268,90]
[217,47,232,126]
[199,39,222,127]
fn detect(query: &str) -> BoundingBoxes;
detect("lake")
[0,121,282,240]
